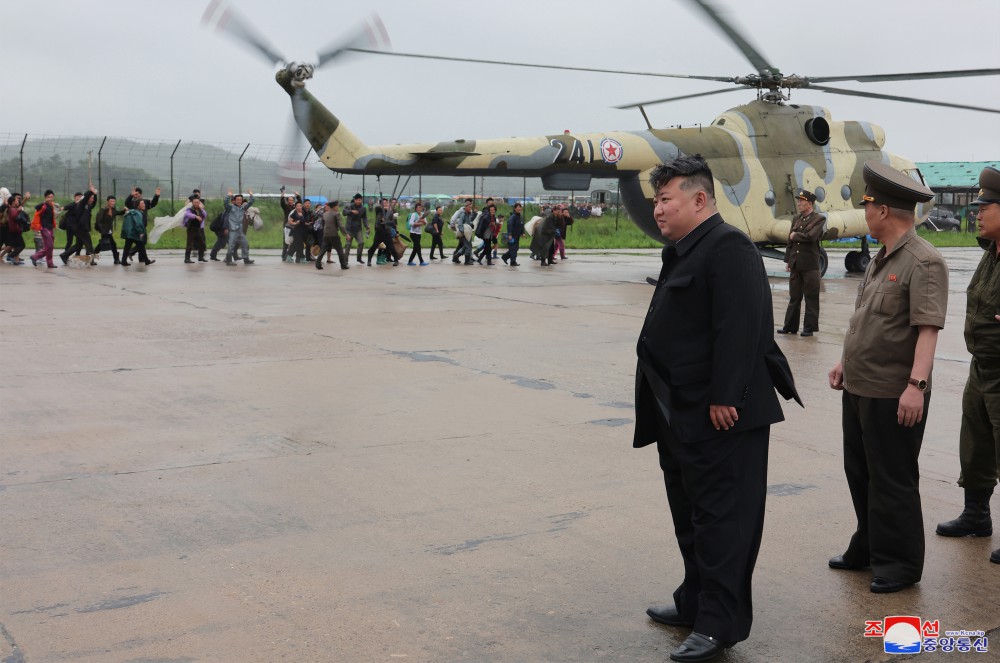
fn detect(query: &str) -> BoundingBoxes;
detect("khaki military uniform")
[782,211,825,332]
[958,238,1000,490]
[840,227,948,583]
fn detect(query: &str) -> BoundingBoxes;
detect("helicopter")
[203,0,999,275]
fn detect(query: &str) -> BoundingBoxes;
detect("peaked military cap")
[795,189,817,203]
[972,166,1000,205]
[857,161,934,211]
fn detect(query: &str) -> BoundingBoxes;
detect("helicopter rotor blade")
[687,0,779,79]
[201,0,286,66]
[316,14,391,69]
[614,86,744,110]
[278,89,315,186]
[809,68,1000,84]
[347,48,735,83]
[810,84,1000,115]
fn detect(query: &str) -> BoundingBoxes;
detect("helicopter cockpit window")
[815,187,826,203]
[764,190,775,206]
[716,119,726,126]
[841,185,852,201]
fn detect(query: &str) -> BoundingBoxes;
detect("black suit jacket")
[634,214,800,447]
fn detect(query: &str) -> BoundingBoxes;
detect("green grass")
[47,199,981,251]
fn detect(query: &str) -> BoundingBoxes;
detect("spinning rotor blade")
[347,48,734,83]
[615,87,743,110]
[810,84,1000,114]
[202,0,286,66]
[688,0,779,79]
[316,15,391,69]
[809,68,1000,84]
[278,89,316,186]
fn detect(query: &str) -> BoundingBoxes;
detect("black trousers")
[841,391,929,583]
[6,232,25,257]
[407,234,424,264]
[121,239,148,263]
[368,228,397,264]
[783,269,820,331]
[209,231,228,259]
[656,417,769,646]
[501,239,520,264]
[95,234,120,262]
[317,235,347,268]
[428,232,445,258]
[289,227,306,261]
[62,229,75,258]
[68,228,95,258]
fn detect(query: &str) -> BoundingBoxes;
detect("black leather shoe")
[646,605,694,627]
[829,555,870,571]
[800,329,814,337]
[776,328,795,334]
[870,577,915,594]
[670,632,727,662]
[990,548,999,564]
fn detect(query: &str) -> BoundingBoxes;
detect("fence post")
[19,134,27,195]
[302,147,313,198]
[170,140,181,214]
[97,136,107,197]
[238,143,250,193]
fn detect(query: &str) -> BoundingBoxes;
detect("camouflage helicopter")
[203,0,999,275]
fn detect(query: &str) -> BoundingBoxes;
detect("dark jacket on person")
[322,209,346,239]
[475,212,495,240]
[124,193,159,227]
[530,213,557,257]
[35,202,56,230]
[784,211,825,271]
[507,212,525,241]
[121,209,146,242]
[346,202,368,233]
[633,214,800,446]
[95,206,125,234]
[68,193,98,233]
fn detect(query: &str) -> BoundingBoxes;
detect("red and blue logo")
[865,616,988,654]
[600,138,623,164]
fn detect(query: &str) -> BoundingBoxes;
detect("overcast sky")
[5,0,999,163]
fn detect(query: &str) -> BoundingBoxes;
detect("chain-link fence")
[1,133,620,212]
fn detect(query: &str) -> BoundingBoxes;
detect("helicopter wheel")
[856,251,871,272]
[819,247,829,277]
[845,250,860,272]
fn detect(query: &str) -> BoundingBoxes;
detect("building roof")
[916,161,999,189]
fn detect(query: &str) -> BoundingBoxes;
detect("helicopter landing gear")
[845,236,872,273]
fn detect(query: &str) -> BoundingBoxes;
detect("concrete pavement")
[0,247,995,662]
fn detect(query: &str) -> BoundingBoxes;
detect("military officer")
[935,165,1000,565]
[778,189,825,336]
[827,161,947,593]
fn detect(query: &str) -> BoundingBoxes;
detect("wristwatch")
[908,377,928,392]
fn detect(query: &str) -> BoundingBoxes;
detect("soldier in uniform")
[935,166,1000,565]
[778,189,825,336]
[827,161,947,593]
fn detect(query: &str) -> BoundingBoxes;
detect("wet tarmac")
[1,247,996,662]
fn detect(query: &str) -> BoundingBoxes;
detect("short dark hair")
[648,154,715,200]
[107,195,116,201]
[44,189,54,197]
[74,192,82,197]
[134,187,143,195]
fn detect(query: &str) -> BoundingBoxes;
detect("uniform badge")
[888,274,897,282]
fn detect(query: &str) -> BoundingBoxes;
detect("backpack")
[209,211,225,233]
[31,207,43,231]
[16,210,30,233]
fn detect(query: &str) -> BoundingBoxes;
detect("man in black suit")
[634,155,800,662]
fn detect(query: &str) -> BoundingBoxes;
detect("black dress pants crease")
[655,416,769,646]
